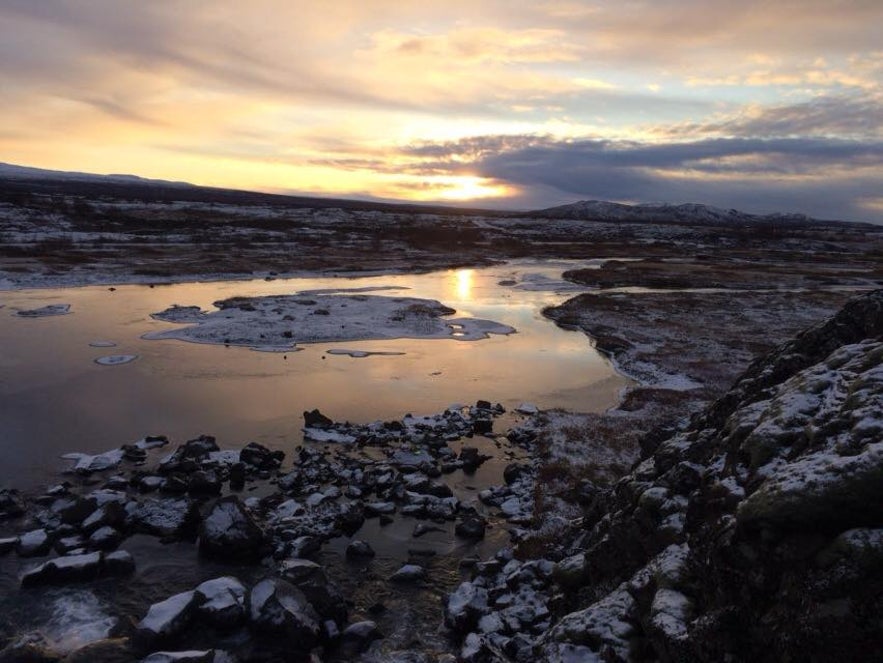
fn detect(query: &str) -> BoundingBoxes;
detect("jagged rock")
[365,502,396,517]
[459,447,491,472]
[279,559,324,585]
[281,561,347,625]
[338,621,383,656]
[129,498,201,539]
[21,552,103,587]
[336,501,365,536]
[502,463,527,486]
[239,442,284,471]
[194,577,246,629]
[89,526,122,551]
[103,550,135,576]
[228,463,245,491]
[187,470,221,496]
[455,515,487,540]
[303,409,333,429]
[135,591,199,648]
[247,578,321,649]
[198,497,264,561]
[414,523,444,538]
[159,436,218,473]
[516,292,883,662]
[445,582,490,633]
[539,585,635,660]
[17,529,52,557]
[51,496,98,525]
[553,553,588,588]
[346,540,375,559]
[389,564,426,583]
[82,502,126,533]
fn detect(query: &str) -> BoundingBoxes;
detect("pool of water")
[0,259,632,658]
[0,259,626,488]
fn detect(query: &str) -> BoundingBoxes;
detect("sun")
[435,175,513,201]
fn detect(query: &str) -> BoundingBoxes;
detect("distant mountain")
[0,162,849,226]
[0,162,506,217]
[0,162,193,188]
[528,199,833,226]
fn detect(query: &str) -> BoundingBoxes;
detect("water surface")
[0,260,625,487]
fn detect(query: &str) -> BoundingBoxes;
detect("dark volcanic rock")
[303,409,333,429]
[248,578,321,649]
[21,552,103,587]
[528,290,883,662]
[346,540,376,559]
[239,442,284,471]
[194,576,247,629]
[135,590,199,648]
[455,515,487,541]
[129,498,201,539]
[338,621,383,657]
[199,496,264,561]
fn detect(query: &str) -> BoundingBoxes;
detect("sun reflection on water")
[454,268,473,301]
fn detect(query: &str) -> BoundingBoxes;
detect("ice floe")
[16,303,71,317]
[94,354,138,366]
[325,348,406,358]
[145,293,514,349]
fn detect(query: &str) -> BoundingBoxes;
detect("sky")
[0,1,881,222]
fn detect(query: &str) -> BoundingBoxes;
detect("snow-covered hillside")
[531,199,825,226]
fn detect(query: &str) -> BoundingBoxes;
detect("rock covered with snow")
[492,290,883,662]
[247,578,321,649]
[135,591,199,647]
[194,576,247,629]
[198,496,265,561]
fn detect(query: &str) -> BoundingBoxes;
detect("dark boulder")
[247,578,321,649]
[198,496,264,562]
[303,409,333,429]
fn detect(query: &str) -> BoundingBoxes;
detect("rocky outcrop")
[524,290,883,661]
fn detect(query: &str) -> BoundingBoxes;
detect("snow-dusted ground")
[144,294,515,350]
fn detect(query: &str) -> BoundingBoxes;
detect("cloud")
[0,1,880,222]
[400,133,882,221]
[681,95,883,139]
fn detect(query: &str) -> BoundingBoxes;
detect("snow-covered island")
[144,293,515,350]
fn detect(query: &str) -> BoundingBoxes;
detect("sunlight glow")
[432,176,513,201]
[455,269,474,301]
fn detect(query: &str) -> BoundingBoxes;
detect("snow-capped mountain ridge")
[0,162,192,188]
[532,199,822,226]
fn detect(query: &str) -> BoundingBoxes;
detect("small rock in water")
[339,621,383,656]
[455,515,487,540]
[413,523,445,538]
[303,409,333,429]
[89,340,117,348]
[346,540,376,559]
[389,564,426,583]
